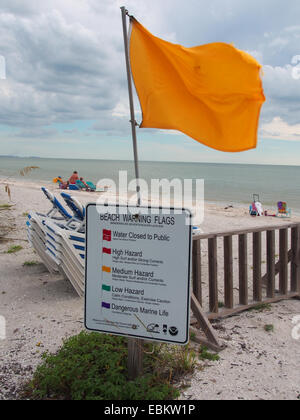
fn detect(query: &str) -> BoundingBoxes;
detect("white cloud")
[269,37,289,48]
[260,62,300,126]
[0,7,125,130]
[261,117,300,141]
[0,0,300,161]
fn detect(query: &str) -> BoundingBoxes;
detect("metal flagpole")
[120,6,143,380]
[121,6,141,207]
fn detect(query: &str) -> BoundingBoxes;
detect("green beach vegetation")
[23,332,198,401]
[23,261,39,266]
[7,245,23,254]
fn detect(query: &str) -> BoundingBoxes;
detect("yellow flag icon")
[129,19,265,152]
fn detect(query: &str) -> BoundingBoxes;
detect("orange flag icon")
[129,19,265,152]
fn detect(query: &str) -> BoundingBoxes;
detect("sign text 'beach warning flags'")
[129,18,266,152]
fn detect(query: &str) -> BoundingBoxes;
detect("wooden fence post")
[208,237,218,313]
[224,236,233,309]
[279,229,288,295]
[267,230,275,298]
[192,239,202,305]
[239,234,248,305]
[291,226,300,294]
[253,232,262,302]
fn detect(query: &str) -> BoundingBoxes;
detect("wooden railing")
[192,223,300,320]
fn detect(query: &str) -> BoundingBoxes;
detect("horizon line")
[0,154,300,168]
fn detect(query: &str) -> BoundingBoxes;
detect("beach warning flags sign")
[129,18,266,152]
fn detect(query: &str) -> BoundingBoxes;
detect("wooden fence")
[190,223,300,350]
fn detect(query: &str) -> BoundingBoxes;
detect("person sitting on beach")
[69,171,79,185]
[80,177,91,190]
[59,181,69,190]
[53,176,63,185]
[80,178,93,192]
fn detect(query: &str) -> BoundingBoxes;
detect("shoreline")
[1,156,300,214]
[2,177,300,221]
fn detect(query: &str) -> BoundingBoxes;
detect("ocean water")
[1,156,300,212]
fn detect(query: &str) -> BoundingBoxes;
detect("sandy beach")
[0,179,299,400]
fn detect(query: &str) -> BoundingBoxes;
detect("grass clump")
[150,342,197,378]
[249,303,272,313]
[264,324,274,333]
[199,346,220,362]
[23,332,197,400]
[7,245,23,254]
[190,331,196,341]
[0,204,13,209]
[23,261,39,267]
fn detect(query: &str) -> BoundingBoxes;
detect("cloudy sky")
[0,0,300,165]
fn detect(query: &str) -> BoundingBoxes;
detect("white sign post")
[85,204,192,346]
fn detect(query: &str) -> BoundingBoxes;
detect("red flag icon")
[103,229,112,242]
[103,247,111,255]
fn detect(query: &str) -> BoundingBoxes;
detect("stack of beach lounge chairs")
[44,220,85,296]
[26,187,86,297]
[27,212,60,275]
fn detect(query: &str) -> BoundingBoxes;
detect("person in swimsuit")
[69,171,79,185]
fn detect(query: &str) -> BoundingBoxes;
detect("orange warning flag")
[129,19,265,152]
[102,266,111,273]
